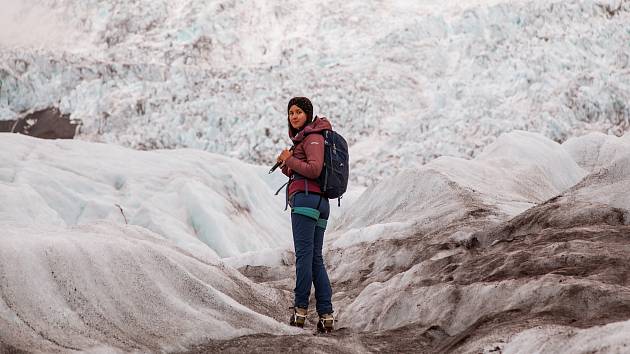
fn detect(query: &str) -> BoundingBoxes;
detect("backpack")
[313,129,349,205]
[275,129,349,208]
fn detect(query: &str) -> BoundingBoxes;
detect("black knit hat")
[287,97,313,121]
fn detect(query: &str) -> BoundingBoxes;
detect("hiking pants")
[290,192,333,315]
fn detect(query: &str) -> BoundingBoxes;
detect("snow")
[0,0,95,52]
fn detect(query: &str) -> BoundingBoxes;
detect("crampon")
[289,307,307,328]
[317,313,335,333]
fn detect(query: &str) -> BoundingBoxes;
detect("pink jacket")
[282,116,333,196]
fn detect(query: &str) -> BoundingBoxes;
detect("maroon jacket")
[282,116,333,196]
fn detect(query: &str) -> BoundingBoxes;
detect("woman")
[277,96,335,333]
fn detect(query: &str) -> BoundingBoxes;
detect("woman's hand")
[277,149,293,165]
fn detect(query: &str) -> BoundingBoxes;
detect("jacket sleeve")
[281,164,292,177]
[285,134,325,179]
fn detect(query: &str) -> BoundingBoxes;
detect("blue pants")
[290,192,333,315]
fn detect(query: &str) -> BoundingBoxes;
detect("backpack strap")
[275,180,289,195]
[276,173,307,211]
[275,179,290,211]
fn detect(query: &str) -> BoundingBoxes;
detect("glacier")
[2,0,630,352]
[1,0,629,185]
[1,131,630,352]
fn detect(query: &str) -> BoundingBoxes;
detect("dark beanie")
[287,97,313,121]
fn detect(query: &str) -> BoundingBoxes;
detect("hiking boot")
[289,307,308,328]
[317,313,334,333]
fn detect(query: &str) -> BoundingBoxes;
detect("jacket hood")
[289,116,333,143]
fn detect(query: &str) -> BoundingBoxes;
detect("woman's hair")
[287,97,313,137]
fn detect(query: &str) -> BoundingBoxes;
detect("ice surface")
[2,0,630,351]
[563,131,630,172]
[0,133,290,258]
[320,130,630,352]
[0,133,300,351]
[330,131,586,248]
[1,0,629,186]
[2,128,630,352]
[0,222,297,352]
[329,131,588,325]
[502,320,630,354]
[558,132,630,211]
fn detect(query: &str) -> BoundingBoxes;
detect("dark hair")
[287,97,313,137]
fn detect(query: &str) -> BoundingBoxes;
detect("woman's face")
[289,105,308,130]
